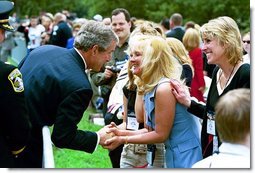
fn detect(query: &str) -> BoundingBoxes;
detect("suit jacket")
[166,27,185,42]
[19,45,97,167]
[49,21,73,48]
[0,61,31,168]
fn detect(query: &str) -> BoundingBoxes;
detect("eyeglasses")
[243,40,250,44]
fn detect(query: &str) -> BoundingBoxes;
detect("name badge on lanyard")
[207,111,216,135]
[127,111,139,130]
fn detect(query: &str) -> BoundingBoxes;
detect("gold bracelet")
[125,136,128,144]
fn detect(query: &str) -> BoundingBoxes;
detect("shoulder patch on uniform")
[8,68,24,92]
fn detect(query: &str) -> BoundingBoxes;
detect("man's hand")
[97,124,115,146]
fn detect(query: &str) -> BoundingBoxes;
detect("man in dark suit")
[166,13,185,42]
[18,20,119,168]
[49,12,72,48]
[0,1,31,168]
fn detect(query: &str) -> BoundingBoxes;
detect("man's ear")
[91,45,99,56]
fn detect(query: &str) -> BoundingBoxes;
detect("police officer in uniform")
[0,1,31,168]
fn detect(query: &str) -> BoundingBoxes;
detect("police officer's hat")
[0,1,14,31]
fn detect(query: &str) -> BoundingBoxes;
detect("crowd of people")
[0,0,251,169]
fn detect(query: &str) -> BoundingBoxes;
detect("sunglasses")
[243,40,250,44]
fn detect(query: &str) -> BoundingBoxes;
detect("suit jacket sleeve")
[51,88,97,153]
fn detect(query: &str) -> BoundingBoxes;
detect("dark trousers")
[16,127,43,168]
[0,136,15,167]
[109,144,124,168]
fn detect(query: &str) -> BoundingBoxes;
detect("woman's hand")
[103,135,125,150]
[170,79,191,108]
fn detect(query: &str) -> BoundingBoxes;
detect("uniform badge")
[8,69,24,92]
[52,25,59,36]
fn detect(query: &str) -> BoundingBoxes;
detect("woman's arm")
[104,83,176,150]
[154,82,176,142]
[135,93,145,123]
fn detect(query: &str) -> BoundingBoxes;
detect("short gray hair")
[74,20,118,52]
[170,13,183,26]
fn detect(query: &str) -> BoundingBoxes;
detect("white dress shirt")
[192,142,250,168]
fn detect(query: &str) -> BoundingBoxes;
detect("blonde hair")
[166,37,194,77]
[183,28,200,51]
[242,31,250,38]
[130,21,165,38]
[129,35,181,94]
[215,88,250,143]
[200,16,243,65]
[126,60,136,91]
[126,20,167,92]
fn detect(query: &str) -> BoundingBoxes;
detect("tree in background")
[12,0,250,34]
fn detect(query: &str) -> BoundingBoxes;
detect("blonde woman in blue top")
[105,35,202,168]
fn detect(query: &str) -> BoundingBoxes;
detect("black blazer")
[19,45,97,167]
[166,27,185,42]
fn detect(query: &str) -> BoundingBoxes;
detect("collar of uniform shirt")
[74,47,87,70]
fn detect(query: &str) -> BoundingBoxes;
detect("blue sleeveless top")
[144,78,202,168]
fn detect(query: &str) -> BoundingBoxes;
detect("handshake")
[97,122,126,150]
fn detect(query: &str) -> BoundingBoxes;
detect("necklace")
[217,64,236,90]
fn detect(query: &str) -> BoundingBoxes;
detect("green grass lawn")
[53,107,112,168]
[7,57,18,66]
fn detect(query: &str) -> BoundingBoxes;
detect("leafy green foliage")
[12,0,249,32]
